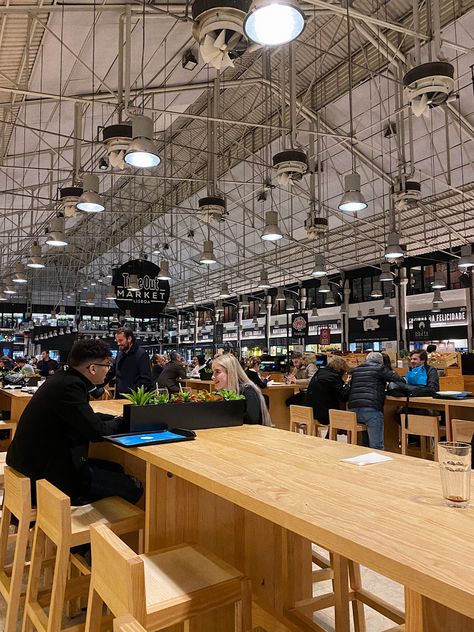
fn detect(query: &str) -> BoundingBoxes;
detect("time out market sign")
[113,259,170,318]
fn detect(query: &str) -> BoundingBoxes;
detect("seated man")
[157,351,187,393]
[7,339,142,506]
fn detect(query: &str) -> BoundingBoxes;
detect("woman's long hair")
[212,354,272,426]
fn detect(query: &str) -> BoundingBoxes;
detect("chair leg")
[48,539,71,632]
[23,527,46,632]
[234,578,252,632]
[332,553,351,632]
[5,513,30,632]
[85,586,105,632]
[420,437,427,460]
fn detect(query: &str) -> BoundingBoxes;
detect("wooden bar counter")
[92,416,474,632]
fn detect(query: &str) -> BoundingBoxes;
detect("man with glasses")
[7,339,143,505]
[107,327,152,398]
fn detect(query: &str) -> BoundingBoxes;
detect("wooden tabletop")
[0,388,33,399]
[91,400,129,416]
[127,425,474,620]
[386,395,474,408]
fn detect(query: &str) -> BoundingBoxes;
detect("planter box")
[123,400,245,432]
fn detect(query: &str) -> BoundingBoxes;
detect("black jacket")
[305,366,349,424]
[107,342,152,397]
[245,369,268,390]
[37,357,59,377]
[7,368,121,502]
[157,361,187,393]
[348,361,404,411]
[241,383,263,424]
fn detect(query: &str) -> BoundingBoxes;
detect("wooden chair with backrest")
[0,467,36,632]
[328,409,366,445]
[85,523,252,632]
[23,479,144,632]
[401,414,445,460]
[290,405,324,436]
[451,419,474,443]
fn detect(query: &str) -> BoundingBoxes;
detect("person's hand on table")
[286,374,296,384]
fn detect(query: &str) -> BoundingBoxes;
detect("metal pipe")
[413,0,421,65]
[280,50,287,150]
[289,42,297,148]
[117,14,124,121]
[444,108,451,186]
[124,4,132,114]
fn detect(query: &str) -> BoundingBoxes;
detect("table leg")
[405,587,474,631]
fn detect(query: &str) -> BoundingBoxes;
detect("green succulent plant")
[121,385,157,406]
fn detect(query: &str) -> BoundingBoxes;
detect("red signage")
[319,328,331,346]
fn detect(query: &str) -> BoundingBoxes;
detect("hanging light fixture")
[370,279,383,298]
[244,0,305,46]
[168,295,176,310]
[432,289,444,304]
[338,173,367,212]
[85,292,95,306]
[286,298,295,312]
[157,260,171,280]
[128,274,140,291]
[325,294,336,306]
[311,253,326,278]
[261,210,283,241]
[388,307,397,317]
[311,306,319,317]
[356,309,364,320]
[318,277,331,293]
[27,242,45,269]
[12,262,27,284]
[431,302,441,313]
[106,286,115,300]
[432,271,446,289]
[379,263,393,283]
[199,240,217,265]
[76,174,105,213]
[458,245,474,269]
[383,297,392,310]
[186,289,195,305]
[384,231,404,260]
[124,115,160,168]
[275,287,286,301]
[46,216,68,247]
[259,301,267,316]
[258,269,271,289]
[4,284,16,295]
[219,281,231,298]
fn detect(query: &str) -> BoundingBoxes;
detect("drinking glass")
[438,441,471,508]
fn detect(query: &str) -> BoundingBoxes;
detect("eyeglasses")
[87,362,112,369]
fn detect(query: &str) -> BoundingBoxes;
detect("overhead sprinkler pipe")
[289,41,297,148]
[73,103,82,184]
[280,49,286,150]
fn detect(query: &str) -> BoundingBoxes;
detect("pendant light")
[311,306,319,317]
[244,0,305,46]
[168,296,176,310]
[384,231,404,260]
[128,274,140,291]
[199,240,217,265]
[219,281,231,298]
[383,297,392,310]
[379,263,393,282]
[259,301,267,316]
[106,286,116,300]
[311,253,326,278]
[85,291,95,306]
[356,309,364,320]
[432,289,444,304]
[318,277,331,293]
[431,302,441,313]
[258,269,271,289]
[275,287,286,301]
[370,279,383,298]
[124,115,161,168]
[432,271,446,289]
[4,284,16,295]
[325,294,336,306]
[186,289,195,305]
[337,6,367,213]
[12,262,27,284]
[46,216,68,247]
[261,210,283,241]
[458,245,474,269]
[388,307,397,317]
[215,299,223,315]
[157,260,171,280]
[27,242,45,268]
[76,174,105,213]
[285,298,295,312]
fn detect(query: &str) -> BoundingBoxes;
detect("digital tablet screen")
[111,430,188,447]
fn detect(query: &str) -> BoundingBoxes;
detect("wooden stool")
[451,419,474,443]
[290,405,325,436]
[401,414,445,460]
[85,523,252,632]
[114,615,147,632]
[0,467,36,632]
[328,410,366,445]
[23,479,144,632]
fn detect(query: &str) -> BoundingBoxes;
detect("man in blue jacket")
[107,327,152,398]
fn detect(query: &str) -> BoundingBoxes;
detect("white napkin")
[341,452,393,466]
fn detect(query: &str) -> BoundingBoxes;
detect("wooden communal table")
[263,383,299,430]
[94,423,474,632]
[0,388,32,424]
[183,378,215,392]
[385,395,474,451]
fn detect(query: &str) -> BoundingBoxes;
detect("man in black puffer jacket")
[348,351,404,450]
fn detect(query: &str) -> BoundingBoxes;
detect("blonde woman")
[212,353,272,426]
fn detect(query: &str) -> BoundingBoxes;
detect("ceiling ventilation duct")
[192,0,257,70]
[102,123,133,170]
[403,62,455,117]
[198,195,227,222]
[59,186,83,218]
[272,149,308,187]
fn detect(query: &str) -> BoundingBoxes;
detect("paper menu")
[340,452,393,466]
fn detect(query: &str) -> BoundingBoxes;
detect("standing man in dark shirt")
[37,350,59,376]
[107,327,152,398]
[157,351,187,393]
[7,339,142,504]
